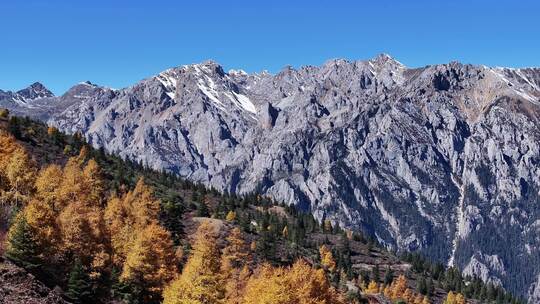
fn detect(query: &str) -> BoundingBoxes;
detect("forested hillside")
[0,109,523,304]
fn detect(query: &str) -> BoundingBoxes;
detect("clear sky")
[1,0,539,95]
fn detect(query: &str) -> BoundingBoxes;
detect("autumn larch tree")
[243,259,343,304]
[319,245,337,273]
[121,223,177,302]
[105,178,161,266]
[221,227,251,304]
[162,220,224,304]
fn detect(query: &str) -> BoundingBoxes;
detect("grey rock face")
[3,54,540,300]
[16,82,54,100]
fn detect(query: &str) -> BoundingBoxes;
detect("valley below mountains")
[2,54,540,301]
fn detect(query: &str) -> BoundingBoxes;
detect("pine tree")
[65,259,93,304]
[372,264,380,283]
[427,277,435,296]
[417,276,428,295]
[196,200,210,217]
[4,213,42,271]
[384,266,394,285]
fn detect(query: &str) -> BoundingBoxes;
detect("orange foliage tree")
[243,259,343,304]
[163,221,224,304]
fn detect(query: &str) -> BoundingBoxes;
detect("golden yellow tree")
[104,178,161,266]
[366,281,379,294]
[391,275,408,300]
[222,228,250,270]
[282,226,288,238]
[23,199,59,254]
[226,210,236,222]
[34,165,63,210]
[221,227,251,304]
[47,126,58,136]
[243,259,343,304]
[443,291,466,304]
[104,194,131,265]
[403,288,413,303]
[319,245,336,273]
[162,221,224,304]
[455,293,466,304]
[324,219,333,232]
[81,159,104,205]
[55,157,107,266]
[444,291,456,304]
[422,296,430,304]
[6,148,36,192]
[0,108,8,118]
[286,259,343,304]
[25,164,65,256]
[1,147,36,205]
[121,223,177,300]
[0,130,19,168]
[128,178,161,229]
[383,285,392,298]
[57,157,85,208]
[242,264,292,304]
[57,201,101,263]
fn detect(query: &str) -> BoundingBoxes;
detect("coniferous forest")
[0,110,524,304]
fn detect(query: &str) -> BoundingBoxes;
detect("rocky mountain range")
[2,54,540,301]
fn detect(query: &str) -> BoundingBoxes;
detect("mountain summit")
[1,55,540,300]
[16,82,54,101]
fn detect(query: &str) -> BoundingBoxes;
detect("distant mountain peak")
[16,82,54,101]
[369,53,405,68]
[79,80,97,86]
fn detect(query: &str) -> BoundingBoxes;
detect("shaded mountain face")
[3,54,540,300]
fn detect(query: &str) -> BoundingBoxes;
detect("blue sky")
[1,0,539,95]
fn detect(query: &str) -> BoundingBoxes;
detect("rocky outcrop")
[0,259,68,304]
[2,54,540,300]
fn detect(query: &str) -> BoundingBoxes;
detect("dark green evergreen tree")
[427,277,435,296]
[65,260,93,304]
[4,215,42,271]
[384,266,394,285]
[417,276,428,295]
[372,264,380,283]
[196,200,210,217]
